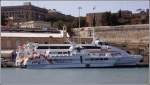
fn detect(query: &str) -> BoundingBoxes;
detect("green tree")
[71,17,87,28]
[53,20,65,30]
[118,9,122,18]
[102,12,111,26]
[110,13,119,26]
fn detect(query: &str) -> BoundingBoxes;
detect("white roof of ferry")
[1,31,69,38]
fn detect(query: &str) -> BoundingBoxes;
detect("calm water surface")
[1,67,149,85]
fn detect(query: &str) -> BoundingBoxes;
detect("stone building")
[86,10,149,26]
[86,11,133,26]
[18,21,52,29]
[131,13,141,24]
[1,2,48,24]
[118,10,132,24]
[86,12,104,27]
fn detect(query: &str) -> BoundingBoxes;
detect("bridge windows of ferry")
[98,42,108,46]
[83,46,101,49]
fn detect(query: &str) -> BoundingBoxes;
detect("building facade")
[131,13,141,24]
[86,13,104,27]
[118,10,132,24]
[1,2,48,24]
[86,10,149,26]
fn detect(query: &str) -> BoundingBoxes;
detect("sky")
[1,1,149,17]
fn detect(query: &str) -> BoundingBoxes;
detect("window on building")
[44,42,48,44]
[88,30,92,37]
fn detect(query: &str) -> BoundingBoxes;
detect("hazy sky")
[1,1,149,17]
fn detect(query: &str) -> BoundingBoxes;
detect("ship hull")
[22,62,116,69]
[115,55,143,66]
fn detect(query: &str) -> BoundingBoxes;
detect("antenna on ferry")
[92,6,96,44]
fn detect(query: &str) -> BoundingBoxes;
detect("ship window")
[52,59,73,63]
[86,58,103,61]
[50,46,70,49]
[37,46,48,49]
[100,58,103,60]
[103,58,108,60]
[99,54,105,56]
[63,52,68,54]
[37,46,70,49]
[83,46,101,49]
[58,52,62,54]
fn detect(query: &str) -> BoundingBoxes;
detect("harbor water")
[1,67,149,85]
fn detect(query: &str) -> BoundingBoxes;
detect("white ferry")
[15,38,143,68]
[15,42,119,68]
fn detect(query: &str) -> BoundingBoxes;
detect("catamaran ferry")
[15,38,143,69]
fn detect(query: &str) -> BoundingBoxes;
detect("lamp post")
[93,6,96,26]
[78,6,82,44]
[92,6,96,43]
